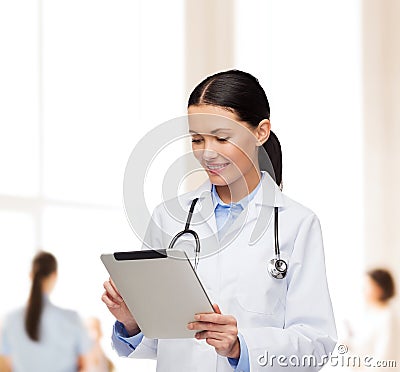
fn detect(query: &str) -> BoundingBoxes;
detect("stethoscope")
[168,198,288,279]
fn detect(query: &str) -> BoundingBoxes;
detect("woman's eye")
[191,138,203,143]
[217,137,229,142]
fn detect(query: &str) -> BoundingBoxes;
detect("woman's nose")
[202,148,218,161]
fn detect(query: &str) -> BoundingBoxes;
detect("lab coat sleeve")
[240,213,337,371]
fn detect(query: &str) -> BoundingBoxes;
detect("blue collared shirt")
[112,174,264,371]
[211,176,262,241]
[1,296,92,372]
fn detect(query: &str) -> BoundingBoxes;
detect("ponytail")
[26,272,44,341]
[262,130,282,189]
[25,252,57,342]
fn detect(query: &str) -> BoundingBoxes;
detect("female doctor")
[102,70,337,371]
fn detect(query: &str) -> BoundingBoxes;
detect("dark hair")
[25,251,57,341]
[367,269,396,302]
[188,69,282,187]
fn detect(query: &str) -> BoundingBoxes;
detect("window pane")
[42,0,184,207]
[0,1,39,196]
[42,0,141,206]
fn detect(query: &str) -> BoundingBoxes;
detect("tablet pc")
[100,249,215,339]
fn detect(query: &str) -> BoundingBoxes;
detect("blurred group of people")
[0,251,114,372]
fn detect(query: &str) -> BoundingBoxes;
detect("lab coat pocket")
[236,261,286,317]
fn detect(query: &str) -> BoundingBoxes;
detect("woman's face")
[187,105,267,188]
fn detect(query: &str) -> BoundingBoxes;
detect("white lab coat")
[125,172,337,371]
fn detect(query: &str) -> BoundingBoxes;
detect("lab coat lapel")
[249,172,285,245]
[219,172,285,247]
[183,179,218,237]
[197,192,218,236]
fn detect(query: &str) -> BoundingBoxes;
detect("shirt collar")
[183,170,284,208]
[211,172,265,211]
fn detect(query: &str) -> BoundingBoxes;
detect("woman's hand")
[101,278,140,336]
[187,304,240,359]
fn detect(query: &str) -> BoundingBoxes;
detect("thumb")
[213,303,222,314]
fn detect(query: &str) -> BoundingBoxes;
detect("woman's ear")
[255,119,271,146]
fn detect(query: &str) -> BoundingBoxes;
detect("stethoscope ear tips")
[268,258,288,279]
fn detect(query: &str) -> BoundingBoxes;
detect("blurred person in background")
[0,357,10,372]
[0,251,92,372]
[0,320,10,372]
[85,317,115,372]
[345,269,399,371]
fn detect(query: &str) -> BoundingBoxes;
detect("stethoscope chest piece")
[268,258,287,279]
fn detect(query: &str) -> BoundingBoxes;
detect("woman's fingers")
[188,321,236,335]
[101,291,120,308]
[187,306,240,358]
[109,278,120,294]
[103,279,123,303]
[195,330,225,341]
[193,312,236,326]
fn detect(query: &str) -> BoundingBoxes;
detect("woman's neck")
[42,273,57,295]
[216,167,261,203]
[365,296,390,310]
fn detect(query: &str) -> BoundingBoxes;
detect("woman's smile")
[205,162,230,174]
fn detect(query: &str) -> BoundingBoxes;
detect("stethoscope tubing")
[168,198,287,278]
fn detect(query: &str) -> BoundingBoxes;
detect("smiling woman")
[102,69,337,372]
